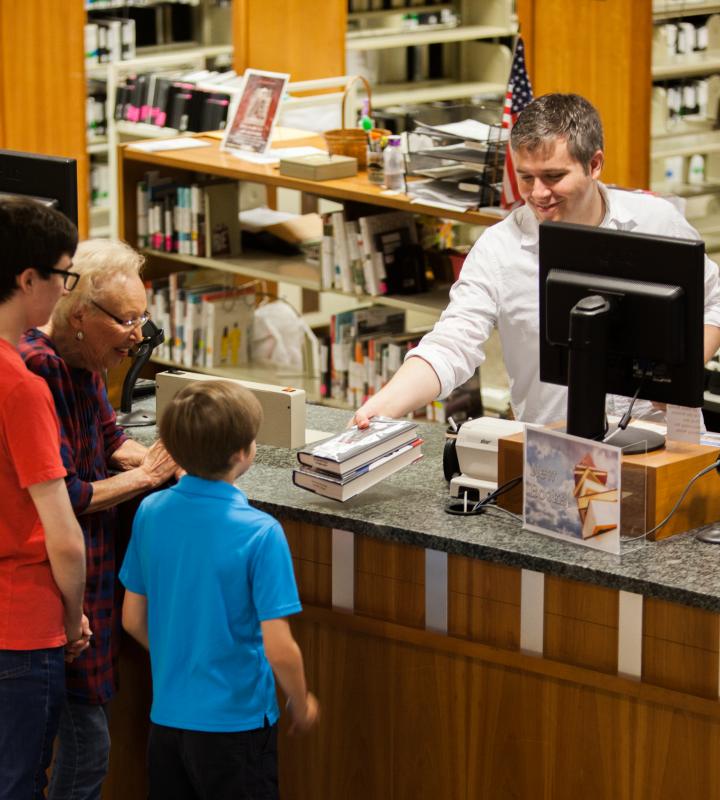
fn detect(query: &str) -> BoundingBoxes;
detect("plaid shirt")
[20,329,127,704]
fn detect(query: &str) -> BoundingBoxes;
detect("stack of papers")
[414,118,508,143]
[407,115,506,210]
[292,417,423,501]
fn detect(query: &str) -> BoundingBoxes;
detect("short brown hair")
[160,380,263,480]
[510,93,604,173]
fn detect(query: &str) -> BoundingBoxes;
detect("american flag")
[500,36,534,209]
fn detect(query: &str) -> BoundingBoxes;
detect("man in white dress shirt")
[354,93,720,427]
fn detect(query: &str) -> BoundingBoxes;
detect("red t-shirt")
[0,338,67,649]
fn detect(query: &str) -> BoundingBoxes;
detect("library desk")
[104,400,720,800]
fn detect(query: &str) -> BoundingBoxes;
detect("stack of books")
[292,418,423,501]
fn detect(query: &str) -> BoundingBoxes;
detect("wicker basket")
[324,75,389,170]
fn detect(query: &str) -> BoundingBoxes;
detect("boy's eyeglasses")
[43,267,80,291]
[91,300,151,329]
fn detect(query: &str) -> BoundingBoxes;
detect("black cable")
[624,457,720,540]
[617,383,643,431]
[445,475,522,516]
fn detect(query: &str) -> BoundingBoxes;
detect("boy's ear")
[16,268,36,294]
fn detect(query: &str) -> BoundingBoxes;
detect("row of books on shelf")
[293,418,423,502]
[85,18,136,66]
[145,268,254,368]
[90,163,111,209]
[348,0,446,10]
[137,177,459,296]
[115,69,239,132]
[319,305,418,409]
[321,209,430,297]
[136,175,241,258]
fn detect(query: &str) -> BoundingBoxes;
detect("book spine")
[320,213,335,291]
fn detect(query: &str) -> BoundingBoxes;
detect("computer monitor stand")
[565,295,665,455]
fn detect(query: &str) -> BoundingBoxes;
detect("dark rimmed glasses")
[43,267,80,291]
[91,299,151,329]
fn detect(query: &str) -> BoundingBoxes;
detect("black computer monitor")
[0,149,78,226]
[539,221,705,452]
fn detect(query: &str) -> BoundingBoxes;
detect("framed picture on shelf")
[220,68,290,155]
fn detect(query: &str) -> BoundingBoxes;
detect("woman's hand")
[138,440,178,487]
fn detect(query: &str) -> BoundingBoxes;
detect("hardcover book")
[293,439,423,501]
[296,417,418,476]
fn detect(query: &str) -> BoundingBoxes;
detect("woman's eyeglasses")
[91,300,151,329]
[43,267,80,291]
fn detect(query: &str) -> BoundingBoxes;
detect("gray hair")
[510,93,604,173]
[52,239,145,325]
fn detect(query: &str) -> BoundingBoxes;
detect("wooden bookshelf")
[117,130,501,407]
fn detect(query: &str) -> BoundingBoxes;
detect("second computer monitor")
[0,149,78,226]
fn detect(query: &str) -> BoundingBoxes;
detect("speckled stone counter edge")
[127,397,720,612]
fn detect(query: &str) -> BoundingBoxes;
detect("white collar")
[513,182,639,253]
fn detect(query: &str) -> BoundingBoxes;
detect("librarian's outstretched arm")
[352,356,442,428]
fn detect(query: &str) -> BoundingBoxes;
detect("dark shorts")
[148,720,279,800]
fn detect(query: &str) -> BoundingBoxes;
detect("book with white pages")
[292,439,423,501]
[296,417,418,475]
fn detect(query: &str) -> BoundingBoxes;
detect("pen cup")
[366,148,384,185]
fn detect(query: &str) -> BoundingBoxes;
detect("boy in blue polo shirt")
[120,379,318,800]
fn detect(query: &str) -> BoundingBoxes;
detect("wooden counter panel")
[644,596,720,650]
[103,637,152,800]
[545,575,619,627]
[281,607,720,800]
[448,594,521,649]
[355,572,425,629]
[355,537,425,584]
[543,576,619,674]
[642,637,719,699]
[466,664,549,798]
[279,621,467,800]
[544,614,619,674]
[447,555,521,647]
[642,597,719,699]
[354,537,425,627]
[281,519,332,608]
[448,554,521,604]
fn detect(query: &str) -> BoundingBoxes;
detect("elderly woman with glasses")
[19,238,177,800]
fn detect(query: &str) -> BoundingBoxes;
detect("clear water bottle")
[383,135,405,191]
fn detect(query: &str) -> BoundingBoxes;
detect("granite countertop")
[127,397,720,612]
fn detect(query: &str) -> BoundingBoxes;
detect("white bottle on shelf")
[383,135,405,191]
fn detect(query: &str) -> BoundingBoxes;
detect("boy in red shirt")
[0,198,89,800]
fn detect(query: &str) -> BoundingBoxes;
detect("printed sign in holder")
[523,427,648,555]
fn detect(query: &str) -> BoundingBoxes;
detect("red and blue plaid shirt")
[20,328,127,705]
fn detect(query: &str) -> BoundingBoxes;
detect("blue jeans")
[48,700,111,800]
[0,647,65,800]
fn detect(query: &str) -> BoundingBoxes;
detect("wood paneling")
[280,621,469,800]
[544,575,619,674]
[233,0,346,82]
[447,554,521,648]
[0,0,88,235]
[354,537,425,628]
[281,518,332,607]
[525,0,652,189]
[279,606,720,800]
[643,597,720,699]
[103,636,151,800]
